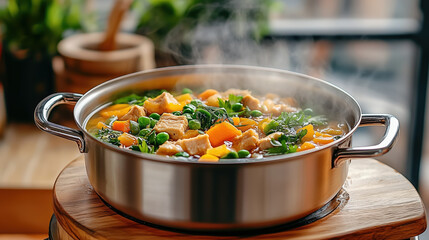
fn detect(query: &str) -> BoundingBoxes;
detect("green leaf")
[113,94,148,105]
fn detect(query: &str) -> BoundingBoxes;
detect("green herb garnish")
[95,129,122,146]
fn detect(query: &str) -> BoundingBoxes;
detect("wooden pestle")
[98,0,133,51]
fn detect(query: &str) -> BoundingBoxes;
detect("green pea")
[232,103,243,112]
[175,152,190,158]
[150,119,158,128]
[238,150,250,158]
[222,151,239,159]
[172,111,182,116]
[188,119,201,130]
[182,88,193,94]
[139,128,151,137]
[149,113,160,120]
[250,110,263,117]
[129,120,140,135]
[138,116,151,128]
[156,132,169,145]
[105,116,118,126]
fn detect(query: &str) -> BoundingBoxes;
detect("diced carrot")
[297,142,316,152]
[100,105,131,119]
[313,133,334,145]
[112,121,130,133]
[175,93,193,105]
[198,89,218,100]
[206,121,242,147]
[298,124,314,142]
[118,132,138,147]
[236,118,257,132]
[143,101,161,114]
[97,122,109,129]
[199,154,220,162]
[207,144,231,158]
[166,102,183,112]
[232,117,240,126]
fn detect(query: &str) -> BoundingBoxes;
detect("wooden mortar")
[56,32,155,93]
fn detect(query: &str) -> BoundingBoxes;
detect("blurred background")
[0,0,428,238]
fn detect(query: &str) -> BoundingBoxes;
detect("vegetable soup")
[86,88,347,161]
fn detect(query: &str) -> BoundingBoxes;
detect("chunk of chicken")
[144,92,182,114]
[242,95,262,111]
[154,113,188,140]
[183,130,200,139]
[232,129,259,151]
[222,89,251,98]
[178,134,212,156]
[262,99,297,116]
[119,105,146,122]
[156,141,183,156]
[259,132,283,150]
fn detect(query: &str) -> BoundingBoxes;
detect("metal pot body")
[35,65,399,231]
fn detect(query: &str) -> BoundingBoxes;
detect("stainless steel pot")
[34,65,399,231]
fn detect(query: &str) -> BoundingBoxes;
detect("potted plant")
[0,0,82,121]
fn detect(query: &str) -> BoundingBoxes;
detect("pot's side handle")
[333,114,399,167]
[34,93,87,153]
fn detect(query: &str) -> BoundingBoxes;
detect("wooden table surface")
[53,157,427,240]
[0,122,80,188]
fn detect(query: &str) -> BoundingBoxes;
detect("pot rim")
[75,64,362,165]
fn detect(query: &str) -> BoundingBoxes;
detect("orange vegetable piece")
[232,117,240,126]
[236,118,257,132]
[175,93,193,105]
[206,121,242,147]
[297,142,316,152]
[166,103,183,112]
[199,154,220,162]
[313,133,334,145]
[198,89,218,100]
[207,144,231,158]
[100,105,132,119]
[298,124,314,142]
[112,121,130,133]
[118,132,138,147]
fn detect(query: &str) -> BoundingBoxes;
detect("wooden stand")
[50,157,427,239]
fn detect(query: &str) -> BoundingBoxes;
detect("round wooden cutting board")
[51,157,426,240]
